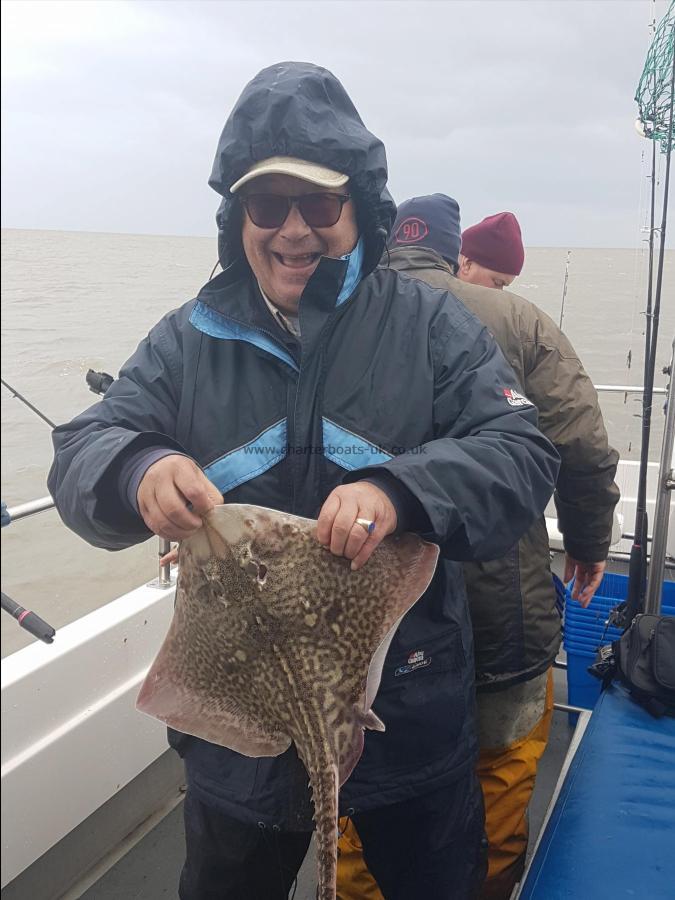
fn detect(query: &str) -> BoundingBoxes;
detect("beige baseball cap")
[229,155,349,194]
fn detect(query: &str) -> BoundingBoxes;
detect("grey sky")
[1,0,672,247]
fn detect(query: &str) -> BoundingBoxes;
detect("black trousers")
[179,770,487,900]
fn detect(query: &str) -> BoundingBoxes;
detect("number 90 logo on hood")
[394,217,429,244]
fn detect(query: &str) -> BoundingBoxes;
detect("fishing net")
[635,0,675,153]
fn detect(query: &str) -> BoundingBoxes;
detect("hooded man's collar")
[386,245,455,276]
[337,236,364,306]
[196,235,366,342]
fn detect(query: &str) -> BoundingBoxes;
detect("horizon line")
[1,224,673,252]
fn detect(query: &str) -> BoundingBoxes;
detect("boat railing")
[594,384,666,394]
[3,497,174,587]
[3,496,54,522]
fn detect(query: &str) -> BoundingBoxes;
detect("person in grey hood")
[48,63,559,899]
[383,193,619,900]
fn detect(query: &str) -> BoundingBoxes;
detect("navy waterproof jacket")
[48,62,559,830]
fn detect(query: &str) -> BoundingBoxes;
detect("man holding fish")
[50,62,559,899]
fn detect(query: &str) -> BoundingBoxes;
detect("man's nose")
[278,202,312,239]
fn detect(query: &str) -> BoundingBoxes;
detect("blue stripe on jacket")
[204,419,288,494]
[322,417,393,471]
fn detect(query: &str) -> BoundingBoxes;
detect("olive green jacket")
[385,246,620,689]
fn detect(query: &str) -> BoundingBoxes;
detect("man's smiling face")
[240,174,358,314]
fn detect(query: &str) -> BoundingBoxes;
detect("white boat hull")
[1,581,175,888]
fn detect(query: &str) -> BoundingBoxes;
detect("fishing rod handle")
[1,591,56,644]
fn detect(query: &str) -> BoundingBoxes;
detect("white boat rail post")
[645,337,675,614]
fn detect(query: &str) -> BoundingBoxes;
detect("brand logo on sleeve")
[502,387,533,408]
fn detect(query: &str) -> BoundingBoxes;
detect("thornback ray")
[136,503,439,900]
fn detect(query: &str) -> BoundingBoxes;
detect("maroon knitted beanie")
[460,212,524,276]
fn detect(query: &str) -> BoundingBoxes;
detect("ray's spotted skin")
[137,504,439,899]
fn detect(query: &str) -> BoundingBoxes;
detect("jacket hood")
[209,61,396,275]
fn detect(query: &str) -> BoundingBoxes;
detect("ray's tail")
[305,752,339,900]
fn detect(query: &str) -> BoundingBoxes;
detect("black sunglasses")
[240,193,351,229]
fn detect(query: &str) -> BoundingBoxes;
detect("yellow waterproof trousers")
[475,671,553,899]
[336,671,553,900]
[336,818,385,900]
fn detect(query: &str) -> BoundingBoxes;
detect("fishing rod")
[620,25,675,627]
[1,591,55,644]
[1,377,56,429]
[1,496,58,643]
[1,370,114,642]
[1,379,58,640]
[558,250,572,330]
[1,370,114,429]
[644,138,657,402]
[621,129,659,627]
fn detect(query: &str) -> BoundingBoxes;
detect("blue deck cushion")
[518,684,675,899]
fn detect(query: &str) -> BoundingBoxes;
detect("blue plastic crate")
[564,573,675,711]
[564,611,622,632]
[563,620,623,646]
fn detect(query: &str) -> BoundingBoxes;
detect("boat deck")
[78,671,574,900]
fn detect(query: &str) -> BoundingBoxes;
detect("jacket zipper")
[213,291,354,514]
[287,376,300,513]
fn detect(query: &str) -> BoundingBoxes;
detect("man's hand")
[137,455,222,542]
[159,545,179,567]
[316,482,397,571]
[564,555,606,608]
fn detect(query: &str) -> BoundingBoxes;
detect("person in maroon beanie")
[458,211,525,290]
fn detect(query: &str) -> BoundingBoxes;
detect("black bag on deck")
[610,614,675,717]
